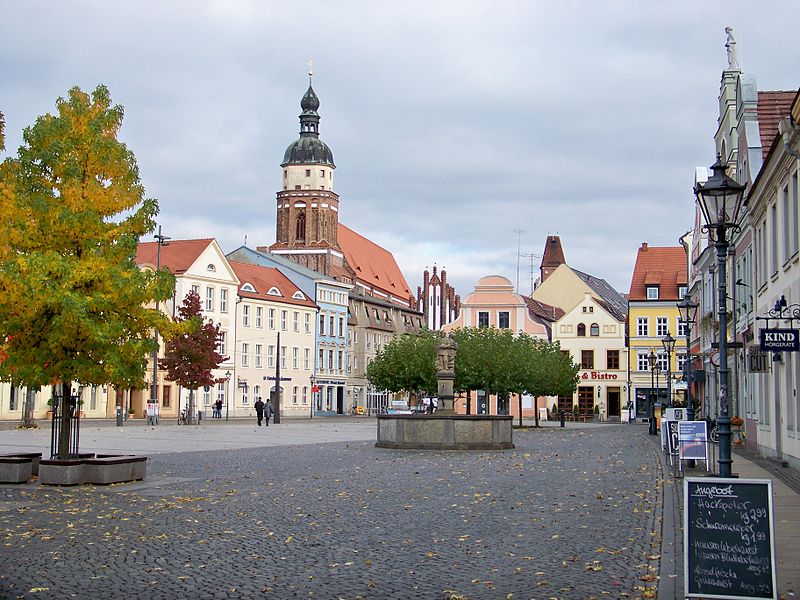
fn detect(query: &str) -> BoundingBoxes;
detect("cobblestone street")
[1,424,662,599]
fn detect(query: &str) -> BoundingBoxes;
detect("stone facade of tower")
[267,82,346,277]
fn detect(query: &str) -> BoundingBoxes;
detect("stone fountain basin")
[376,414,514,450]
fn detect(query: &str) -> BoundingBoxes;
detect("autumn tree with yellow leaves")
[0,86,174,446]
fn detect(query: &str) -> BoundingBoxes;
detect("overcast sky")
[2,1,797,299]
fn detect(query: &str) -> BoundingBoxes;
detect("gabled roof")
[572,268,628,320]
[757,91,796,158]
[338,223,412,301]
[228,261,317,309]
[628,243,687,301]
[136,238,214,274]
[522,295,565,323]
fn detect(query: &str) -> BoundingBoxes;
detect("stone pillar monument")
[435,331,457,414]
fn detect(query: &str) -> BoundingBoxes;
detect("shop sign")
[760,328,799,352]
[580,371,618,380]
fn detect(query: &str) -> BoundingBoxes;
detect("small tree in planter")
[159,291,226,424]
[551,402,558,419]
[593,404,600,422]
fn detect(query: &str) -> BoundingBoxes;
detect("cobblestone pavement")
[1,424,663,599]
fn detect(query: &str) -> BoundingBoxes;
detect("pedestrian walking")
[264,400,273,427]
[254,397,265,426]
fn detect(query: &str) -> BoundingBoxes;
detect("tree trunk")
[187,388,195,425]
[20,388,36,428]
[534,395,540,427]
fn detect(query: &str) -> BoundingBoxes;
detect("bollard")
[116,407,123,427]
[559,410,565,428]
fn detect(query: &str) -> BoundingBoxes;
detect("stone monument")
[435,331,457,414]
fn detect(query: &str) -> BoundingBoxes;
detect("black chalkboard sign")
[684,477,777,599]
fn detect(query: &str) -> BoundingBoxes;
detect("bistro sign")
[760,328,800,352]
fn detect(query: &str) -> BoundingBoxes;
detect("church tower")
[269,73,344,275]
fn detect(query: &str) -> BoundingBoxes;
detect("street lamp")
[149,226,170,426]
[225,370,232,421]
[662,332,676,409]
[677,296,699,421]
[309,374,316,419]
[648,349,658,435]
[694,156,746,478]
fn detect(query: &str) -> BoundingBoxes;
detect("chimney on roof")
[641,242,648,250]
[539,235,566,284]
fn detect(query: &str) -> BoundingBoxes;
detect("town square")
[2,1,800,598]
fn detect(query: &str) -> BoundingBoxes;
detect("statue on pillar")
[436,332,458,413]
[725,27,740,71]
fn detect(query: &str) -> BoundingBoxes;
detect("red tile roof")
[228,261,317,308]
[757,91,796,158]
[522,295,565,322]
[136,238,214,273]
[628,243,687,301]
[338,223,412,301]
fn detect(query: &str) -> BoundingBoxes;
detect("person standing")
[264,399,273,427]
[254,397,265,426]
[215,398,223,418]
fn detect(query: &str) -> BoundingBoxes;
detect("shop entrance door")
[607,387,621,420]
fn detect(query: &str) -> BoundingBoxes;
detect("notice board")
[684,477,777,599]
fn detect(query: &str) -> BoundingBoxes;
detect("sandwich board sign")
[684,477,777,599]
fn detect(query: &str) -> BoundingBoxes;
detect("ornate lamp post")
[677,296,699,421]
[662,332,676,409]
[648,349,658,435]
[149,226,170,426]
[694,157,746,478]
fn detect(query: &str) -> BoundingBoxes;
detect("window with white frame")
[637,352,650,371]
[203,387,211,406]
[338,316,344,337]
[646,286,659,300]
[637,317,648,337]
[293,311,299,332]
[269,308,275,329]
[206,287,214,311]
[302,386,308,404]
[304,348,310,369]
[281,346,287,369]
[191,284,200,297]
[676,352,687,374]
[292,347,299,369]
[242,388,248,405]
[293,386,298,404]
[328,350,334,371]
[319,348,324,370]
[220,288,228,313]
[791,171,799,257]
[255,344,262,368]
[677,318,687,337]
[338,350,343,371]
[657,353,668,372]
[771,203,778,275]
[678,286,687,299]
[498,311,510,329]
[305,313,311,333]
[319,313,325,335]
[256,307,263,328]
[281,310,287,331]
[242,305,250,327]
[267,345,274,368]
[329,315,335,336]
[254,385,261,400]
[241,342,249,367]
[218,331,227,355]
[656,317,668,336]
[217,382,225,403]
[478,311,489,328]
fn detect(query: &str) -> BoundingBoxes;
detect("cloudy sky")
[1,1,797,298]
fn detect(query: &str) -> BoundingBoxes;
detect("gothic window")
[296,212,306,241]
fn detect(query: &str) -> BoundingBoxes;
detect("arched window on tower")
[296,212,306,241]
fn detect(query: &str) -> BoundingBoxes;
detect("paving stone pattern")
[1,425,663,599]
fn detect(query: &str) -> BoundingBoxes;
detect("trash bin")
[116,407,123,427]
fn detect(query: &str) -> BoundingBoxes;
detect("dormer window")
[678,286,687,299]
[646,286,659,300]
[292,291,306,300]
[267,287,282,296]
[241,283,256,293]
